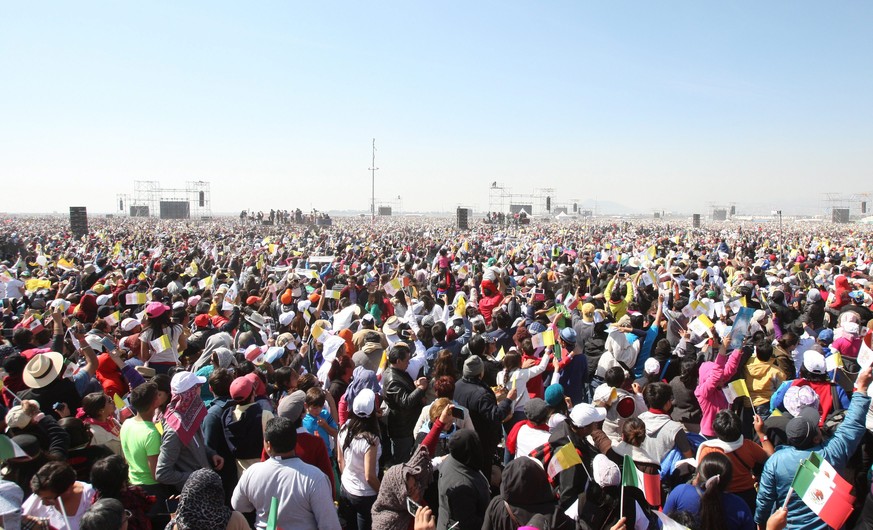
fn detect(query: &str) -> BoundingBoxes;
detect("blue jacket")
[755,391,871,529]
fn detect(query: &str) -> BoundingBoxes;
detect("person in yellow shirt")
[743,339,786,418]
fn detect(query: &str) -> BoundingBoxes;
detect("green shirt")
[120,418,161,485]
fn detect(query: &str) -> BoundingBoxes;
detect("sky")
[1,2,871,216]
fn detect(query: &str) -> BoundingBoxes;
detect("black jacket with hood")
[482,457,574,530]
[437,430,490,530]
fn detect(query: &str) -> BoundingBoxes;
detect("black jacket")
[453,376,513,476]
[437,451,490,530]
[482,457,574,530]
[381,366,425,439]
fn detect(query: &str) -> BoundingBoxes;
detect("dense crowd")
[0,214,872,530]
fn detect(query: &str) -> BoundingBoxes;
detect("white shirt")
[232,456,341,530]
[22,482,96,530]
[497,353,551,412]
[4,278,24,299]
[338,429,382,497]
[515,423,551,458]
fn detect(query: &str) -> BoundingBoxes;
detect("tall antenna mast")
[369,138,378,221]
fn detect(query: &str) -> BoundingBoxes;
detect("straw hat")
[23,352,64,389]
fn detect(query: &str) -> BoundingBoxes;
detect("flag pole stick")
[2,386,21,404]
[782,486,793,508]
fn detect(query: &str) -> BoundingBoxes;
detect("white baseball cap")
[644,357,661,375]
[569,403,606,428]
[121,318,140,332]
[352,388,376,417]
[803,350,827,375]
[170,371,207,395]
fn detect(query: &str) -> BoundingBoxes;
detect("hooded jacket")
[755,391,870,530]
[372,445,434,530]
[637,411,685,464]
[437,430,490,530]
[694,348,743,437]
[482,457,574,530]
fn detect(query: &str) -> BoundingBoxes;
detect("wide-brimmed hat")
[245,311,267,329]
[382,316,401,336]
[23,352,64,389]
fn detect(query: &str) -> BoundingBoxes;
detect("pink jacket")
[694,348,743,437]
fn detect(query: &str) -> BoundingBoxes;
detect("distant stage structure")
[117,181,211,219]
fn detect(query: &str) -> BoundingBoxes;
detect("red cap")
[193,314,211,328]
[229,377,254,401]
[246,296,261,306]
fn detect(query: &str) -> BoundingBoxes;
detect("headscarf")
[344,367,380,408]
[338,328,356,355]
[76,294,98,324]
[191,332,234,371]
[95,353,127,398]
[372,445,434,530]
[165,386,207,446]
[166,469,231,530]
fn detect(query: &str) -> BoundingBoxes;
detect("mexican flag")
[621,454,661,507]
[266,496,282,530]
[791,453,855,529]
[0,434,28,460]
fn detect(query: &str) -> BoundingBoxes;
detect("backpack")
[221,402,265,460]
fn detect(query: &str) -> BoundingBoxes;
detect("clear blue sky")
[1,2,871,215]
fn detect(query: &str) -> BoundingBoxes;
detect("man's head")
[568,403,606,437]
[129,382,160,417]
[642,382,673,412]
[387,343,411,370]
[786,407,823,449]
[230,376,255,405]
[713,410,741,443]
[264,417,297,457]
[462,355,484,380]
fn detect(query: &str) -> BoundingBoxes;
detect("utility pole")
[369,139,378,222]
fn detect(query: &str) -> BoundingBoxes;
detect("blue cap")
[544,384,565,408]
[817,329,834,345]
[560,327,577,344]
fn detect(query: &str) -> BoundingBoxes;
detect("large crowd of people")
[0,214,872,530]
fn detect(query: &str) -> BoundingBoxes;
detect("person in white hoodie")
[637,382,694,464]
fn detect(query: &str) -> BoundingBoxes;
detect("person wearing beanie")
[544,383,571,430]
[453,354,516,477]
[505,398,551,459]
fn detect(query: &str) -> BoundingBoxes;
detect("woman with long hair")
[663,452,755,530]
[669,355,702,433]
[138,302,185,375]
[78,392,122,455]
[337,388,381,530]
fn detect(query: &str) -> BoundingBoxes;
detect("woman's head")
[30,461,76,507]
[697,451,732,492]
[432,350,458,379]
[502,352,521,372]
[431,375,456,399]
[429,398,452,430]
[621,418,646,447]
[81,392,114,421]
[695,452,733,530]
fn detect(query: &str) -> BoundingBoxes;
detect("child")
[302,387,339,456]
